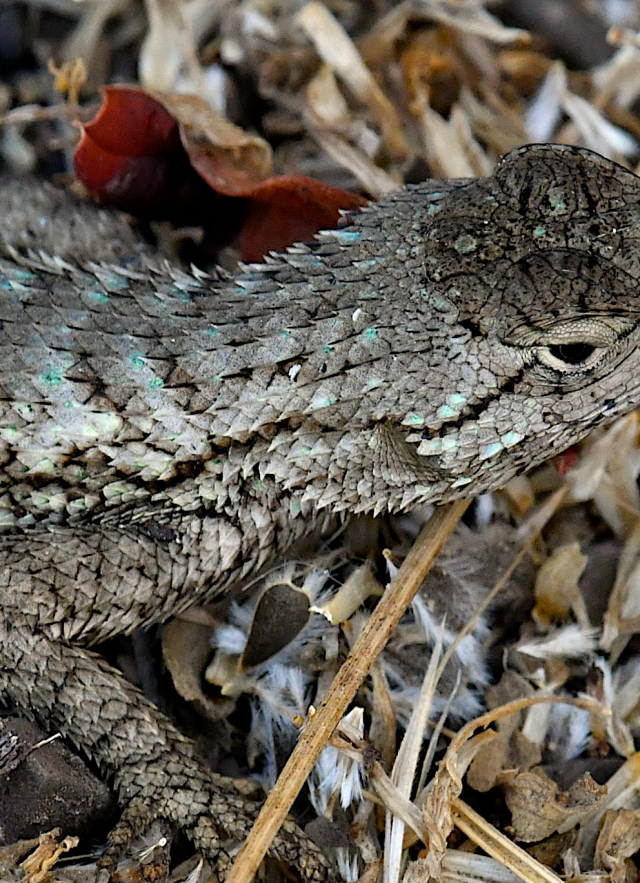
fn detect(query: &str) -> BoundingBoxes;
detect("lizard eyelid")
[505,316,633,373]
[535,320,619,373]
[504,316,630,348]
[536,343,606,372]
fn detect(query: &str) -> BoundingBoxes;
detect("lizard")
[0,142,639,880]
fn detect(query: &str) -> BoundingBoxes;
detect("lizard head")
[394,144,640,502]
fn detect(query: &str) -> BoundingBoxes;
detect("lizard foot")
[0,620,329,883]
[97,758,330,882]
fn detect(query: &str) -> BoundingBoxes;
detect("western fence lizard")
[0,143,639,878]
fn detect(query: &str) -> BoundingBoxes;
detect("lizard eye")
[537,339,606,373]
[503,316,633,375]
[547,343,595,365]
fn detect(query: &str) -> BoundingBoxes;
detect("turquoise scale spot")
[41,367,64,386]
[130,356,145,369]
[323,345,333,354]
[437,405,457,419]
[448,393,466,407]
[334,230,361,243]
[534,226,546,237]
[364,327,377,341]
[480,441,503,460]
[149,377,164,389]
[281,329,291,338]
[406,413,424,426]
[454,234,477,254]
[104,274,129,290]
[11,269,37,281]
[86,289,110,304]
[0,279,13,291]
[501,431,522,448]
[207,327,218,336]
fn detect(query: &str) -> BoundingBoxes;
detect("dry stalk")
[226,498,471,883]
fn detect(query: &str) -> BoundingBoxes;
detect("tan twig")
[226,498,471,883]
[451,798,564,883]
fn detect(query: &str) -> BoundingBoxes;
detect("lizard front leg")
[0,524,330,880]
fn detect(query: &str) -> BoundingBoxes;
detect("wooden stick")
[226,499,471,883]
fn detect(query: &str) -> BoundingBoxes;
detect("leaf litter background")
[3,1,640,882]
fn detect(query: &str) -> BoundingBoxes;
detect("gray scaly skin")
[1,143,640,877]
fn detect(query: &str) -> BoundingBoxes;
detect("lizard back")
[0,143,639,532]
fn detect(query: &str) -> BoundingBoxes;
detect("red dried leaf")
[74,86,205,217]
[74,85,366,262]
[551,447,580,477]
[233,176,366,262]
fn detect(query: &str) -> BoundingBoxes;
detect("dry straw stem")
[226,498,471,883]
[423,694,608,881]
[451,798,563,883]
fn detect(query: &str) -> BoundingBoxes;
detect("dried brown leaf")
[594,809,640,883]
[504,769,606,843]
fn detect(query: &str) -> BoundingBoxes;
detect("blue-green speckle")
[419,438,442,455]
[364,327,377,341]
[454,234,477,254]
[104,274,129,290]
[549,189,566,214]
[334,230,361,243]
[480,441,503,460]
[310,392,337,410]
[501,431,523,448]
[41,367,64,387]
[86,289,110,304]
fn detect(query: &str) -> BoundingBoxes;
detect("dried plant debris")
[7,2,640,883]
